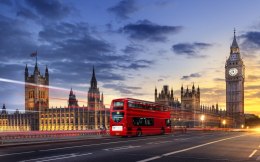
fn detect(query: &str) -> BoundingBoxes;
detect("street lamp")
[241,124,244,129]
[222,120,226,129]
[200,115,205,128]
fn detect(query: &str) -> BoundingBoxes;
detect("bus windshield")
[112,112,124,122]
[113,101,124,110]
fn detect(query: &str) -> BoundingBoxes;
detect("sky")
[0,0,260,115]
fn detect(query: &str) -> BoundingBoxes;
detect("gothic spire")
[25,64,29,77]
[45,65,48,73]
[230,28,240,54]
[90,66,97,89]
[192,83,195,93]
[34,57,39,74]
[70,87,73,96]
[1,104,7,115]
[231,29,239,48]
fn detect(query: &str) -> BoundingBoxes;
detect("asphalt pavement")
[0,131,259,162]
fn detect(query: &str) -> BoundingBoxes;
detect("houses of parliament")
[0,61,109,131]
[0,31,245,131]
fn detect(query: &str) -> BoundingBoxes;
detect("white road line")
[39,136,168,152]
[20,154,74,162]
[20,153,92,162]
[138,156,161,162]
[249,149,257,158]
[0,151,35,157]
[37,153,92,162]
[137,134,248,162]
[104,145,141,151]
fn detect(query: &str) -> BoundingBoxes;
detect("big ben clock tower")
[225,30,245,127]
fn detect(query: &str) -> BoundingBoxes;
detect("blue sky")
[0,0,260,114]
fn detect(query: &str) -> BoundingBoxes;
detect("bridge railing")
[0,130,110,145]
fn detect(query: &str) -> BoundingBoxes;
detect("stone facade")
[225,30,245,127]
[155,85,181,108]
[0,61,109,131]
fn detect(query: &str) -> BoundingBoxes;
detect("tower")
[25,58,49,113]
[155,85,180,108]
[68,88,79,108]
[181,84,200,112]
[87,66,105,129]
[225,29,245,127]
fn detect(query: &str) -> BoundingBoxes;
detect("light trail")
[0,77,114,109]
[0,77,76,93]
[0,77,116,97]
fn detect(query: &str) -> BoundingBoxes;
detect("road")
[0,131,259,162]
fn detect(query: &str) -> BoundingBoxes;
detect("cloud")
[24,0,71,20]
[240,31,260,50]
[108,0,138,20]
[246,91,260,98]
[121,44,144,54]
[214,78,225,82]
[0,0,12,6]
[17,7,39,20]
[103,83,142,95]
[120,19,182,42]
[0,14,36,61]
[245,85,260,90]
[39,22,90,43]
[35,22,153,87]
[181,73,201,80]
[118,60,154,70]
[247,75,260,81]
[172,42,212,58]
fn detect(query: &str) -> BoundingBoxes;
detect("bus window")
[113,101,124,110]
[112,112,124,122]
[133,117,154,126]
[166,119,171,126]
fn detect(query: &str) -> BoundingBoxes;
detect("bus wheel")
[136,129,142,137]
[161,128,165,135]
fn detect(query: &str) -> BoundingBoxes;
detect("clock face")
[229,68,238,76]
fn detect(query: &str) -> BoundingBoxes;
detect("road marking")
[20,153,92,162]
[104,145,141,151]
[39,136,168,152]
[147,141,172,145]
[20,154,74,162]
[138,156,161,162]
[137,134,248,162]
[0,151,35,157]
[249,149,257,158]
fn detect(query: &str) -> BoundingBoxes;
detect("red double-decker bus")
[110,98,171,137]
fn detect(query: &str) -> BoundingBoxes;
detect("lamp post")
[200,115,205,128]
